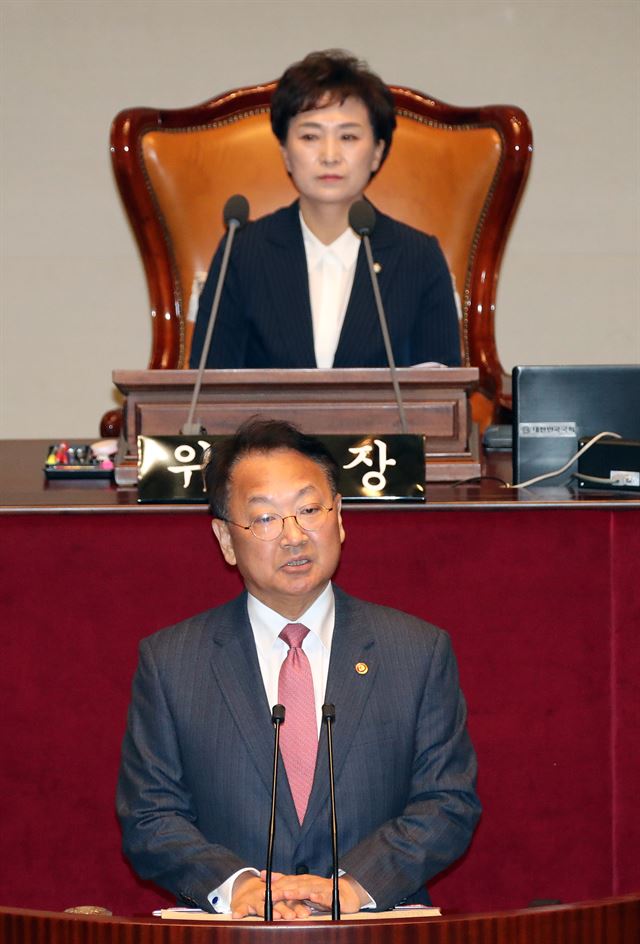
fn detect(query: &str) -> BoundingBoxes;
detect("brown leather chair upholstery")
[111,82,532,422]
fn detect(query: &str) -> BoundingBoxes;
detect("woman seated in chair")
[190,50,461,371]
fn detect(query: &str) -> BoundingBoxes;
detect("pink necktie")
[278,623,318,824]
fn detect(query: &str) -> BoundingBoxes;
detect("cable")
[452,476,509,487]
[575,472,618,485]
[506,431,623,489]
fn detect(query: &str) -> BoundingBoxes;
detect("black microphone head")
[322,703,336,722]
[272,704,286,724]
[223,194,250,228]
[349,200,376,237]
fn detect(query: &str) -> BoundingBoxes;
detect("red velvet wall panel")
[610,512,640,895]
[1,508,638,916]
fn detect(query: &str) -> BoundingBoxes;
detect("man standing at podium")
[117,418,480,918]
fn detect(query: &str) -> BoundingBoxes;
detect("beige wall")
[1,0,638,439]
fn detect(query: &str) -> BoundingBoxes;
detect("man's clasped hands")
[231,870,366,919]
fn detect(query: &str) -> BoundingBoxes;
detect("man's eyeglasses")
[223,503,334,541]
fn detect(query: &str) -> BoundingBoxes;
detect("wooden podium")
[112,367,480,483]
[1,895,638,943]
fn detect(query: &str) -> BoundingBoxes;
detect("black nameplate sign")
[137,434,426,504]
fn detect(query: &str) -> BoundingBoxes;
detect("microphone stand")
[181,195,249,434]
[349,201,408,434]
[264,704,285,921]
[360,234,408,434]
[322,703,340,920]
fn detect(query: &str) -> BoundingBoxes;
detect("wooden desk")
[3,440,639,513]
[1,441,638,917]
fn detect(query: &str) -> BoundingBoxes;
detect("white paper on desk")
[153,905,440,921]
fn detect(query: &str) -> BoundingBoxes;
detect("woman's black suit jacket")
[190,201,461,369]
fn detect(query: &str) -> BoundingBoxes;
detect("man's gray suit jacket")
[117,586,480,911]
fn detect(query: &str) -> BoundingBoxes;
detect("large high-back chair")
[111,82,532,422]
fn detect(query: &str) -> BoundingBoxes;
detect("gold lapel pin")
[373,262,382,274]
[355,662,369,675]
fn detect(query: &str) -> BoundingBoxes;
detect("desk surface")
[2,440,639,514]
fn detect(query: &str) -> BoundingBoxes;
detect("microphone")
[223,194,251,229]
[181,194,250,434]
[348,199,375,237]
[264,703,285,922]
[348,201,408,434]
[322,703,340,920]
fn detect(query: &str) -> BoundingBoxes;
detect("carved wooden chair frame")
[111,82,532,421]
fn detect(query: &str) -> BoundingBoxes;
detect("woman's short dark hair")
[204,417,341,518]
[270,49,396,169]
